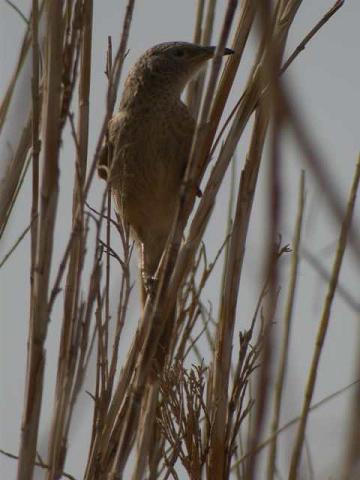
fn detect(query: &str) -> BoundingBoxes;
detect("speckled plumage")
[98,42,233,282]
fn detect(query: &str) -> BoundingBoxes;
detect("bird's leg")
[181,178,203,198]
[140,242,160,305]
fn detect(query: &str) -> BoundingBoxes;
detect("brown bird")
[98,41,233,296]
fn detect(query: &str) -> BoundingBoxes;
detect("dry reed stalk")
[132,384,160,480]
[30,0,41,296]
[288,157,360,479]
[187,0,217,119]
[267,171,306,479]
[45,2,93,478]
[0,218,34,268]
[71,3,137,479]
[1,0,89,244]
[186,0,205,115]
[0,113,32,237]
[202,0,256,170]
[343,332,360,477]
[280,0,345,75]
[104,69,113,415]
[240,3,303,479]
[45,0,136,323]
[17,1,64,478]
[202,0,217,47]
[185,0,239,190]
[0,1,45,132]
[207,102,269,478]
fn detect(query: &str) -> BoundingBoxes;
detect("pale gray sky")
[1,1,360,479]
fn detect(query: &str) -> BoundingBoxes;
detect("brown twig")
[46,3,94,478]
[232,378,360,470]
[17,1,64,478]
[0,216,36,269]
[0,448,77,480]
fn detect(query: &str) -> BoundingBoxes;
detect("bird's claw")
[182,179,202,197]
[143,275,159,300]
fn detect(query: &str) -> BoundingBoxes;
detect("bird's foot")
[143,274,159,301]
[182,178,202,197]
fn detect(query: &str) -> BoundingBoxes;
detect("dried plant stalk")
[207,102,268,478]
[267,171,306,479]
[17,1,64,478]
[46,2,93,478]
[0,0,45,132]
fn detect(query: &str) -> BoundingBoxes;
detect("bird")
[98,41,233,300]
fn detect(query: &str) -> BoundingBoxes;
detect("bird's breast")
[109,103,194,242]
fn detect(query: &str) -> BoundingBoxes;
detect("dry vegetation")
[1,0,359,479]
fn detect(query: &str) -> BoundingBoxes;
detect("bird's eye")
[173,48,185,58]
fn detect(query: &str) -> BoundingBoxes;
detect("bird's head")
[121,41,234,104]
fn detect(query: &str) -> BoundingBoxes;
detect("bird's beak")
[202,46,235,57]
[223,47,235,55]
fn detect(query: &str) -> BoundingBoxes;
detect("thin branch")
[280,0,345,74]
[0,216,36,269]
[4,0,29,24]
[232,378,360,469]
[0,448,77,480]
[17,1,64,477]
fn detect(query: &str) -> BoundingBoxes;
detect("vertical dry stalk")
[244,3,303,479]
[30,0,40,307]
[288,157,360,479]
[185,0,238,190]
[0,0,45,132]
[44,0,136,323]
[186,0,205,115]
[207,102,268,478]
[0,112,32,237]
[0,2,47,237]
[46,2,93,478]
[70,3,137,479]
[267,171,305,479]
[187,0,217,119]
[17,1,64,479]
[204,0,256,168]
[343,327,360,477]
